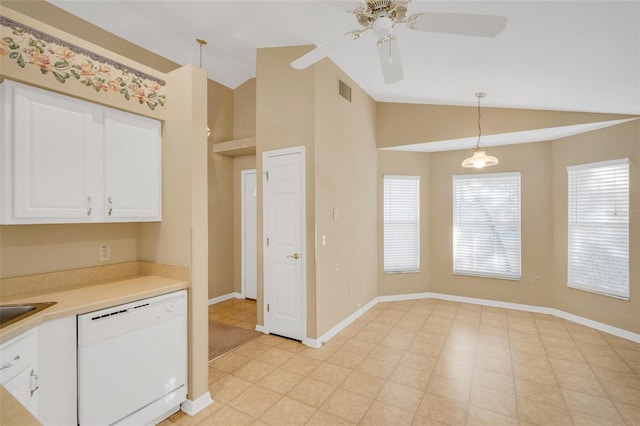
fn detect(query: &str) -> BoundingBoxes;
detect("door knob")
[287,253,300,260]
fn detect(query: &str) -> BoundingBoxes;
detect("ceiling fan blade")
[377,37,404,84]
[291,32,355,69]
[411,12,507,37]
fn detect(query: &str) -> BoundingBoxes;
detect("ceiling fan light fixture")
[461,92,499,169]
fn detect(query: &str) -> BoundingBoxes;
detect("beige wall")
[429,142,554,307]
[377,102,635,148]
[255,45,317,334]
[377,151,431,296]
[207,81,235,300]
[313,61,378,337]
[551,120,640,333]
[234,79,256,140]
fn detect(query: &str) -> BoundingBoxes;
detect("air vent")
[338,79,352,102]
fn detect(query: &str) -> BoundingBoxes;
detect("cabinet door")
[103,110,161,221]
[8,84,99,222]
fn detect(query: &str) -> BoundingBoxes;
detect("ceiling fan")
[291,0,507,84]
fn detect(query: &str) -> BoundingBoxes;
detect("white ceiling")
[47,0,639,116]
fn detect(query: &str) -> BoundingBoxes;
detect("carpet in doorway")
[208,319,262,361]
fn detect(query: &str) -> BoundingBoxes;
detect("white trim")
[567,157,629,172]
[315,298,379,346]
[180,392,213,416]
[255,324,268,334]
[262,146,307,343]
[208,292,244,305]
[241,169,257,300]
[311,292,639,347]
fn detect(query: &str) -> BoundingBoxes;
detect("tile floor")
[162,298,640,425]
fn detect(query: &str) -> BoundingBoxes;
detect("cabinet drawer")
[3,366,39,417]
[0,330,37,384]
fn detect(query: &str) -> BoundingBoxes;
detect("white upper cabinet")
[0,80,161,224]
[104,110,161,221]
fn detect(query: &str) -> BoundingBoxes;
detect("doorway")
[241,169,257,300]
[262,146,306,341]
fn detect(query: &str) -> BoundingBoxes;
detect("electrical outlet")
[532,275,540,285]
[100,245,111,261]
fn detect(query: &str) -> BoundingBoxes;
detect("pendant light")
[461,92,499,169]
[197,38,211,139]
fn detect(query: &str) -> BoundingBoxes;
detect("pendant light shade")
[462,92,499,169]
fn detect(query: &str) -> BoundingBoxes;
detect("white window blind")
[453,172,521,280]
[384,175,420,273]
[567,159,629,299]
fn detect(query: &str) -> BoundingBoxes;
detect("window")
[567,159,629,299]
[453,172,521,280]
[384,175,420,273]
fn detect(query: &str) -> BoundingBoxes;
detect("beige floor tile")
[275,338,305,353]
[255,334,285,347]
[234,340,272,359]
[474,354,513,376]
[569,410,626,425]
[326,349,366,369]
[287,377,336,408]
[228,384,281,418]
[368,345,405,364]
[466,406,518,426]
[380,335,415,351]
[305,410,356,426]
[341,338,376,355]
[210,375,253,404]
[471,369,514,395]
[355,355,397,379]
[514,378,566,408]
[542,335,580,350]
[477,333,510,349]
[257,368,304,394]
[340,370,386,399]
[360,401,415,426]
[592,365,640,389]
[354,329,386,344]
[516,397,573,426]
[408,340,444,359]
[545,344,587,363]
[416,392,468,425]
[281,354,322,376]
[298,345,336,361]
[377,381,424,413]
[389,365,431,391]
[233,359,275,383]
[198,405,255,426]
[600,380,640,406]
[398,352,437,374]
[475,343,511,361]
[584,352,633,372]
[614,400,640,425]
[321,388,374,424]
[561,389,625,422]
[411,415,448,426]
[555,372,607,397]
[549,357,595,379]
[414,331,447,347]
[397,319,426,332]
[514,363,558,386]
[433,359,474,382]
[256,347,295,368]
[426,374,471,402]
[309,362,351,386]
[259,396,316,426]
[208,366,227,384]
[439,346,476,368]
[210,352,252,373]
[469,385,517,418]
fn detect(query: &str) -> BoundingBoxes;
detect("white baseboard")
[208,292,244,305]
[255,324,267,334]
[181,392,213,416]
[311,291,639,346]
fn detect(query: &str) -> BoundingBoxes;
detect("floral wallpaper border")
[0,15,166,110]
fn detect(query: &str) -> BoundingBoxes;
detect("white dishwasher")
[77,290,187,426]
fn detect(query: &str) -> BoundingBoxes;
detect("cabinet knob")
[87,196,92,216]
[0,354,20,370]
[29,369,39,396]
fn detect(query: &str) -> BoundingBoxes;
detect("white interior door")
[242,170,257,300]
[263,147,305,341]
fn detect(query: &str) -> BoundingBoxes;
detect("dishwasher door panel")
[77,291,187,426]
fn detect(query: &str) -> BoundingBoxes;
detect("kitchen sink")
[0,302,57,329]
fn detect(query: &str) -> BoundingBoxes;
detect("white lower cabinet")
[0,329,39,418]
[1,317,78,425]
[37,316,77,425]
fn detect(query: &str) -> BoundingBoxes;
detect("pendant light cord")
[476,92,483,150]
